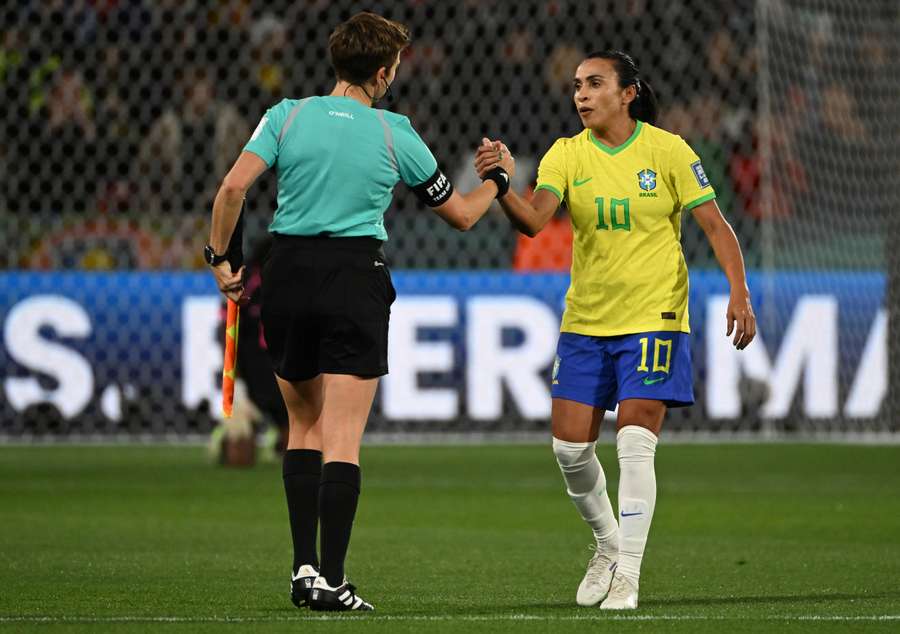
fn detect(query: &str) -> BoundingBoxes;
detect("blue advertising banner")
[0,271,887,436]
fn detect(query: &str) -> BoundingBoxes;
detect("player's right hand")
[475,137,516,180]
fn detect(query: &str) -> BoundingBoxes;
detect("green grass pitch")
[1,443,898,632]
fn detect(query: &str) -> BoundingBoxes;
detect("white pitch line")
[0,615,898,623]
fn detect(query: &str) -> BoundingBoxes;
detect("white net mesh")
[0,0,895,438]
[755,0,897,433]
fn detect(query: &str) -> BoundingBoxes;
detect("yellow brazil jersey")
[535,120,716,336]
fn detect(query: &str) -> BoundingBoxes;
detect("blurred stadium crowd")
[0,0,893,270]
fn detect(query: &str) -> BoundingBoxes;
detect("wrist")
[481,166,510,198]
[204,244,229,266]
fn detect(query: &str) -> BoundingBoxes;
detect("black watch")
[204,244,229,266]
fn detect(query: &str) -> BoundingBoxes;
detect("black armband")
[482,166,510,198]
[411,168,454,207]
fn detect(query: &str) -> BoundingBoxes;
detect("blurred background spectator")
[135,66,249,216]
[0,0,893,272]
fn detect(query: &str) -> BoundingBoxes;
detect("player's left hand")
[211,261,247,304]
[726,291,756,350]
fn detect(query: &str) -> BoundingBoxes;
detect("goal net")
[0,1,895,439]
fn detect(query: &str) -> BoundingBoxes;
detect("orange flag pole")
[222,298,240,418]
[220,206,244,419]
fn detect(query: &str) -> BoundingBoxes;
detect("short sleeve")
[535,139,568,202]
[242,100,289,167]
[669,137,716,211]
[393,118,439,187]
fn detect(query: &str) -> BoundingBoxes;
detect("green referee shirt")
[243,96,438,241]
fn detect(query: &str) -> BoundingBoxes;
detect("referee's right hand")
[211,261,246,304]
[475,138,515,179]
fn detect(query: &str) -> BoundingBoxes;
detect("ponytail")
[585,49,658,125]
[630,78,658,125]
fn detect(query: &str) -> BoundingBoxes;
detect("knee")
[552,437,595,468]
[616,426,658,463]
[617,401,665,434]
[553,437,604,495]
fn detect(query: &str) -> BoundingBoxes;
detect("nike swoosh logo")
[620,511,643,517]
[642,377,666,385]
[573,177,593,187]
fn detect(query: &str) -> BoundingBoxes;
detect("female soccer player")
[477,50,756,610]
[207,12,513,612]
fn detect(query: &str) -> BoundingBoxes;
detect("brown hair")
[328,12,410,85]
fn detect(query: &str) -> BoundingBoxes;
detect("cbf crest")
[637,168,657,191]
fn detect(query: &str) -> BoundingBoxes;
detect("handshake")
[475,137,516,191]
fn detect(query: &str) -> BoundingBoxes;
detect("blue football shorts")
[550,331,694,411]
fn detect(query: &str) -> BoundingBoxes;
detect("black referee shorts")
[261,234,396,382]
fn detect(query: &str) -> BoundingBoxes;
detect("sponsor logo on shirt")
[328,110,355,120]
[691,161,710,188]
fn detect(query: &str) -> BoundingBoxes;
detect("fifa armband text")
[411,168,454,207]
[482,166,510,198]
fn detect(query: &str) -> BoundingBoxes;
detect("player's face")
[573,58,633,130]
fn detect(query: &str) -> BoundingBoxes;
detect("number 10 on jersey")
[637,336,672,373]
[595,197,631,231]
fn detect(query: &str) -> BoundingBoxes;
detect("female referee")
[207,12,513,612]
[476,50,756,609]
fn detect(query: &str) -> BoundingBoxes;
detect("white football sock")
[615,425,659,586]
[552,437,619,550]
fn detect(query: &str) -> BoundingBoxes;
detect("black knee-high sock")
[283,449,322,571]
[319,461,361,587]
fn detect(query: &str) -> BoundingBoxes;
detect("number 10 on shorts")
[637,337,672,373]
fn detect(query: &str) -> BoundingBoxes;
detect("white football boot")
[576,547,618,606]
[599,572,639,610]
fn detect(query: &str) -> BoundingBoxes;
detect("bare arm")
[474,141,559,237]
[208,151,268,302]
[428,139,518,231]
[692,200,757,349]
[497,189,560,237]
[430,181,501,231]
[209,151,268,253]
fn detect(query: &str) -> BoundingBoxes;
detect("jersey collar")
[589,120,643,156]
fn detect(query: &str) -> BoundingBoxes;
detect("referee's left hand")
[211,261,246,304]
